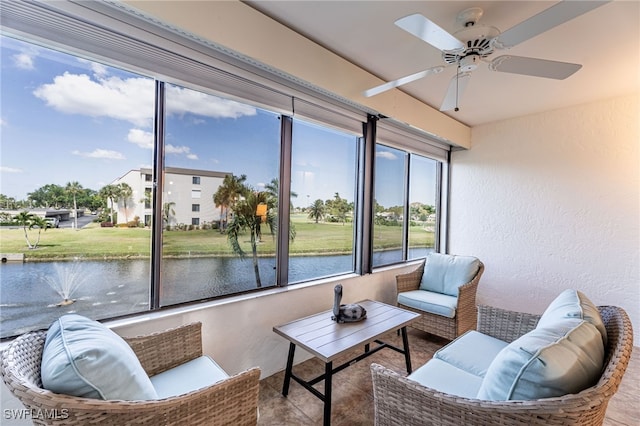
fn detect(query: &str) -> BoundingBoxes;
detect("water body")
[0,249,429,338]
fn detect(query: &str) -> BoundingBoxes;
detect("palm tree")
[13,211,35,249]
[213,174,248,232]
[65,181,83,230]
[117,183,133,223]
[29,216,50,248]
[308,199,325,223]
[227,190,272,287]
[99,184,119,224]
[163,201,176,229]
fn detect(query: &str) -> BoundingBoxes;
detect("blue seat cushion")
[150,355,229,399]
[408,358,483,399]
[398,290,457,318]
[41,314,158,400]
[420,253,480,296]
[434,331,508,378]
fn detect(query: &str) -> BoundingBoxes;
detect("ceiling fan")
[363,1,610,111]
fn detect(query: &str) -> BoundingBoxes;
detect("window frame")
[0,1,452,338]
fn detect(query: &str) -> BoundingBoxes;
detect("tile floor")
[257,328,639,426]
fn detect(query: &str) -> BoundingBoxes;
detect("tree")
[29,216,51,248]
[13,211,35,249]
[65,181,83,230]
[227,190,272,287]
[326,192,349,225]
[213,174,248,232]
[99,184,119,223]
[163,201,176,229]
[117,183,133,223]
[308,199,325,223]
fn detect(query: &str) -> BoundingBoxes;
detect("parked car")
[45,217,59,228]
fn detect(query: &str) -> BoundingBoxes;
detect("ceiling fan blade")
[363,66,445,97]
[490,55,582,79]
[440,72,471,112]
[395,14,464,52]
[493,1,610,49]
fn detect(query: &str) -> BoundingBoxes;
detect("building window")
[192,217,200,226]
[191,189,201,199]
[145,174,152,182]
[192,176,200,185]
[192,204,200,212]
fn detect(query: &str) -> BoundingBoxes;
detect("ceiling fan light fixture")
[459,54,480,72]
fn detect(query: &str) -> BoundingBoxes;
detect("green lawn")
[0,216,434,260]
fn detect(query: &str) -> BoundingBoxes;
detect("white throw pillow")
[41,314,158,400]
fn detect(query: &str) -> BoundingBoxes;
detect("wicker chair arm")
[396,261,425,294]
[125,322,203,376]
[14,367,261,425]
[371,363,608,426]
[476,305,540,343]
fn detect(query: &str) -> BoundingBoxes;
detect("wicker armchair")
[396,258,485,340]
[1,322,261,425]
[371,305,633,426]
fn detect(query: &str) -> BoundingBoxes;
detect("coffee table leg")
[401,326,413,373]
[323,361,333,426]
[282,342,296,396]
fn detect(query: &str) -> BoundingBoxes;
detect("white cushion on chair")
[150,355,229,399]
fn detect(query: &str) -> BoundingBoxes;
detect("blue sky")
[1,35,435,208]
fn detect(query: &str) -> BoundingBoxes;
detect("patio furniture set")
[1,253,633,425]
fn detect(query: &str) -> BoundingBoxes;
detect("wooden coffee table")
[273,300,420,426]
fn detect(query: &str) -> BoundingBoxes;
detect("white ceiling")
[245,1,639,126]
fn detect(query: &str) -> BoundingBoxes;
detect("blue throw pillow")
[477,319,604,401]
[537,289,607,345]
[41,314,158,400]
[420,253,480,296]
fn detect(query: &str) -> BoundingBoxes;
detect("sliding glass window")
[160,84,281,305]
[408,154,438,259]
[289,119,359,282]
[0,35,154,337]
[372,144,407,266]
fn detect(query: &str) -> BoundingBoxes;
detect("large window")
[289,119,359,282]
[0,35,154,337]
[372,145,440,267]
[0,6,449,338]
[373,145,407,266]
[160,85,281,305]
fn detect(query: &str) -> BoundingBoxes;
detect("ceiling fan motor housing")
[442,23,500,66]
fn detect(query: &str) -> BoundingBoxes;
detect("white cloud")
[12,52,34,70]
[72,149,126,160]
[0,166,23,173]
[166,85,257,119]
[376,151,398,160]
[165,144,196,157]
[33,72,155,127]
[0,117,6,127]
[127,128,154,149]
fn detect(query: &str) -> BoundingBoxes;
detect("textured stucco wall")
[449,94,640,343]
